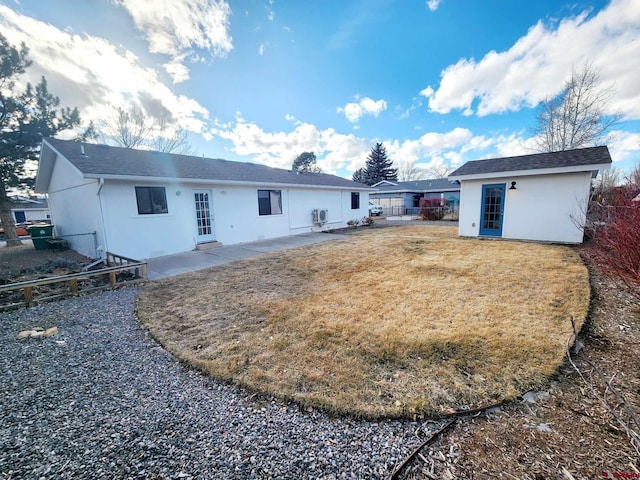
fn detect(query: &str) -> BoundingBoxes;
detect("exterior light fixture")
[509,181,517,190]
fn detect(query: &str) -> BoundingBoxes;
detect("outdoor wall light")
[509,181,517,190]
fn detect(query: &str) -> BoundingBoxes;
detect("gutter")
[81,174,373,191]
[96,178,109,259]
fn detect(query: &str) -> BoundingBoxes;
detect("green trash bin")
[28,225,54,250]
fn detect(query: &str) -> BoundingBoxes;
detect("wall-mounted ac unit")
[312,208,328,225]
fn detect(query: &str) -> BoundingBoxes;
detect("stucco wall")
[46,155,103,258]
[96,181,369,259]
[458,172,592,243]
[11,208,50,222]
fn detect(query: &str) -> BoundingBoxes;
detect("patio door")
[193,190,215,243]
[479,184,505,236]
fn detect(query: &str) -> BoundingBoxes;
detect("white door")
[193,190,215,243]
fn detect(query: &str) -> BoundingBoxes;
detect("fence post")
[23,286,33,306]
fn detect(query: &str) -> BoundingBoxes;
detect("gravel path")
[1,288,438,479]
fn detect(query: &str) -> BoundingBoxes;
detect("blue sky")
[1,0,639,179]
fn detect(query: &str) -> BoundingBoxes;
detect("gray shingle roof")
[372,178,459,192]
[44,138,369,189]
[448,146,612,177]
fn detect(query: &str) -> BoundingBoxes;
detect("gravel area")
[1,288,437,479]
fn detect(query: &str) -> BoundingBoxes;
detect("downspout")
[96,178,108,259]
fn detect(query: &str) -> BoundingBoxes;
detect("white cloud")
[427,0,441,12]
[0,5,209,134]
[606,130,640,163]
[337,96,388,123]
[163,56,191,83]
[386,128,473,164]
[115,0,233,83]
[209,117,371,173]
[258,44,265,55]
[426,0,640,119]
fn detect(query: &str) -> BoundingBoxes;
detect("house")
[369,179,461,215]
[7,196,50,223]
[34,138,372,259]
[448,146,612,244]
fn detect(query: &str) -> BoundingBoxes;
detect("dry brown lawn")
[137,225,590,418]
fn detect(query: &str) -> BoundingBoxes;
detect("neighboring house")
[448,146,612,244]
[8,196,50,223]
[35,138,371,259]
[369,179,461,215]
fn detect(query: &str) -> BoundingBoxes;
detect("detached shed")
[448,146,612,244]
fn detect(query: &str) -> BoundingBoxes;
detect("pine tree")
[352,167,366,183]
[0,34,83,246]
[363,142,397,185]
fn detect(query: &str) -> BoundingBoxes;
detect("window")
[135,186,168,215]
[258,189,282,216]
[351,192,360,209]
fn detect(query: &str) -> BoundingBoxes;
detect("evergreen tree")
[0,34,83,246]
[352,167,366,183]
[363,142,397,185]
[292,151,321,173]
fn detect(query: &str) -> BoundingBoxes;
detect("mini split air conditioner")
[312,209,328,225]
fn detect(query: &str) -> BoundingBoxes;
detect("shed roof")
[449,146,612,179]
[37,138,370,191]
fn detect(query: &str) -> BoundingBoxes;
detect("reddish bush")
[586,178,640,295]
[419,197,448,221]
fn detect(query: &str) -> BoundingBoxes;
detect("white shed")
[448,146,612,244]
[35,138,371,259]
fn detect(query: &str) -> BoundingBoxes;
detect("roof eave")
[372,187,460,194]
[82,173,373,191]
[448,163,611,181]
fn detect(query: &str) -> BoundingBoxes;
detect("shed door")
[193,190,215,243]
[479,184,505,236]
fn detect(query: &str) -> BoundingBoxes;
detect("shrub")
[347,219,360,228]
[361,216,374,226]
[586,174,640,295]
[419,197,448,221]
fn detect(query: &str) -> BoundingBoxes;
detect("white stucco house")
[34,138,372,259]
[8,196,50,223]
[448,146,612,244]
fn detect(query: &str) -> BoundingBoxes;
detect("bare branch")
[110,106,152,149]
[533,62,622,152]
[396,159,423,181]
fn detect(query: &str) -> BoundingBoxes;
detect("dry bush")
[419,198,447,221]
[587,166,640,295]
[137,226,590,418]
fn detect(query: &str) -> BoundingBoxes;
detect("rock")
[43,327,58,337]
[522,390,550,404]
[536,423,552,433]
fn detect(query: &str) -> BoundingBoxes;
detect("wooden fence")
[0,252,147,312]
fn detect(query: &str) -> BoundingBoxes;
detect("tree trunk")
[0,178,23,247]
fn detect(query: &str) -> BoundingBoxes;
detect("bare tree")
[107,106,193,154]
[111,106,152,149]
[396,160,422,181]
[425,163,451,179]
[533,62,621,152]
[592,167,620,205]
[150,118,193,155]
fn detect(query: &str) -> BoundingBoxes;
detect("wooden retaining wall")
[0,252,147,312]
